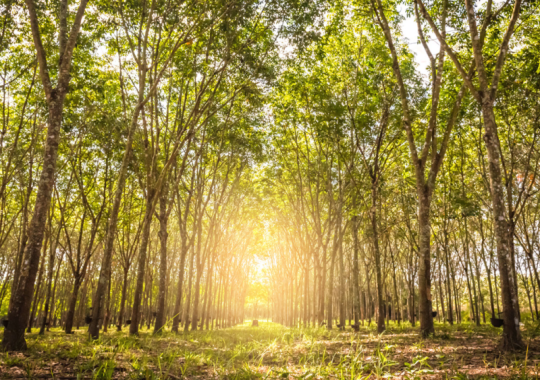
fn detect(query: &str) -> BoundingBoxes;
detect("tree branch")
[490,0,522,99]
[416,0,481,102]
[24,0,53,99]
[58,0,90,91]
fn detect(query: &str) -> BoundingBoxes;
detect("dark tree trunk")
[65,277,82,334]
[27,244,47,333]
[190,267,203,331]
[3,97,64,350]
[352,216,360,327]
[130,194,154,336]
[39,239,57,335]
[370,182,386,333]
[171,237,188,332]
[89,115,138,339]
[326,237,337,329]
[183,238,196,332]
[154,190,169,334]
[481,101,523,349]
[188,212,204,331]
[417,193,434,336]
[117,268,129,331]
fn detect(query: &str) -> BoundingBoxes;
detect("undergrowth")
[1,320,539,379]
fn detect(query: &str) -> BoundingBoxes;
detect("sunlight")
[0,0,537,377]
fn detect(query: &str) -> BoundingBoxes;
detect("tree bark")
[130,194,155,335]
[64,277,81,334]
[154,189,169,334]
[416,0,524,349]
[352,216,361,327]
[370,182,386,333]
[117,267,130,331]
[417,194,434,335]
[171,235,189,332]
[89,104,142,339]
[482,101,523,348]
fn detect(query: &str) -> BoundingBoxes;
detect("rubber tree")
[88,0,199,339]
[369,0,467,336]
[2,0,89,351]
[416,0,525,349]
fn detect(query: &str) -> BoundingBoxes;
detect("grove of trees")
[0,0,539,354]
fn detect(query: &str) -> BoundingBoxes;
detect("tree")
[3,0,89,351]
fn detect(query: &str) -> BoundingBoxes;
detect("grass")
[1,320,540,379]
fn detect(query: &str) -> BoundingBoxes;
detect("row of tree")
[264,0,539,351]
[0,0,309,350]
[0,0,538,354]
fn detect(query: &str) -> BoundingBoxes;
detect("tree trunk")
[39,227,59,335]
[352,216,360,327]
[27,244,47,333]
[115,267,129,331]
[326,239,337,329]
[183,239,196,332]
[130,194,154,336]
[190,216,204,331]
[370,183,385,333]
[481,101,523,349]
[103,277,112,332]
[89,104,143,339]
[154,190,169,334]
[64,276,81,334]
[171,236,188,332]
[417,194,434,336]
[3,94,63,350]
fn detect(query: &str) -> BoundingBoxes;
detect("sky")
[400,10,441,71]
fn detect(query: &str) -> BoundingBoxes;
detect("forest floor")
[1,320,540,379]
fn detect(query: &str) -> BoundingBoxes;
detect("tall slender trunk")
[352,216,360,327]
[27,243,47,333]
[202,257,215,330]
[525,251,540,308]
[183,241,196,332]
[370,183,385,333]
[89,105,144,339]
[64,276,81,334]
[103,277,112,332]
[474,253,486,323]
[480,221,496,317]
[130,194,155,335]
[437,255,445,323]
[48,250,64,331]
[443,237,453,324]
[481,102,523,348]
[171,237,188,332]
[190,216,204,331]
[391,255,401,324]
[191,269,203,331]
[338,228,345,328]
[4,98,63,351]
[326,241,337,329]
[117,267,129,331]
[527,260,539,320]
[417,193,434,336]
[154,190,169,334]
[40,227,59,335]
[304,262,310,326]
